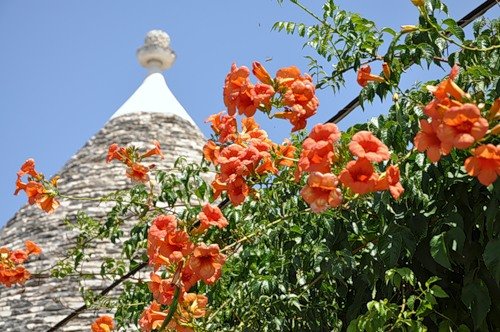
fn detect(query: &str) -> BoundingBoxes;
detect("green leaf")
[194,181,207,199]
[397,267,416,286]
[443,18,465,41]
[425,276,440,288]
[379,231,402,267]
[438,320,452,332]
[485,197,499,238]
[418,43,435,63]
[461,280,491,329]
[430,232,451,269]
[430,285,448,298]
[483,239,500,283]
[381,27,396,36]
[445,227,465,254]
[457,325,471,332]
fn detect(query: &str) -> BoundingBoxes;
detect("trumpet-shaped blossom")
[414,119,452,162]
[488,98,500,120]
[349,131,390,162]
[251,83,275,113]
[375,165,404,200]
[25,240,42,255]
[300,172,343,213]
[464,144,500,186]
[211,176,228,201]
[339,158,379,194]
[9,250,28,265]
[106,141,163,183]
[275,139,297,167]
[255,156,278,175]
[149,273,180,305]
[427,65,466,102]
[160,293,210,332]
[437,103,489,150]
[148,215,177,244]
[357,65,385,87]
[382,62,391,79]
[195,204,229,234]
[14,159,60,214]
[17,159,39,178]
[188,243,226,284]
[423,97,462,120]
[139,301,168,332]
[226,176,250,206]
[203,140,220,165]
[252,61,273,85]
[24,181,46,205]
[281,76,319,131]
[157,230,194,265]
[274,110,308,132]
[307,123,342,144]
[274,66,319,131]
[298,123,340,175]
[275,65,301,89]
[141,140,165,160]
[181,265,201,292]
[223,63,255,116]
[206,112,237,143]
[106,144,128,163]
[126,162,151,183]
[0,241,41,287]
[147,215,193,269]
[179,293,209,319]
[91,316,114,332]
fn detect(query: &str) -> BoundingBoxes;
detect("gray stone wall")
[0,113,207,331]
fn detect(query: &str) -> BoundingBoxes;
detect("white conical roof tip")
[110,30,198,127]
[137,30,176,72]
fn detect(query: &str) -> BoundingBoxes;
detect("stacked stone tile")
[0,112,206,330]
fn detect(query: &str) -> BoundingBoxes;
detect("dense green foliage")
[48,0,499,331]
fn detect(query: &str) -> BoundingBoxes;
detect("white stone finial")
[137,30,176,72]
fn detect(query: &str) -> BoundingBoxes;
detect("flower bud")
[392,93,399,102]
[401,25,418,33]
[411,0,424,7]
[488,98,500,120]
[382,62,391,79]
[252,62,273,85]
[491,123,500,136]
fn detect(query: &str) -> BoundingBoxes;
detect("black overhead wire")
[47,1,498,330]
[324,0,499,125]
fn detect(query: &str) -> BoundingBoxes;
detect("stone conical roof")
[0,30,206,331]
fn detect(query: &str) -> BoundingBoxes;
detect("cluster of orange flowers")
[0,240,41,287]
[204,115,296,206]
[224,62,319,131]
[91,315,114,332]
[139,208,228,331]
[413,65,499,186]
[106,141,164,183]
[14,159,60,214]
[299,123,404,213]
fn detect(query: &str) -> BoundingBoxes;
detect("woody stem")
[157,286,181,332]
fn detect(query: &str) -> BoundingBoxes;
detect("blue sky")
[0,1,497,227]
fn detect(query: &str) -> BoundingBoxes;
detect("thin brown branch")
[46,261,147,331]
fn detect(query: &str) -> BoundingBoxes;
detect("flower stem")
[157,286,181,332]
